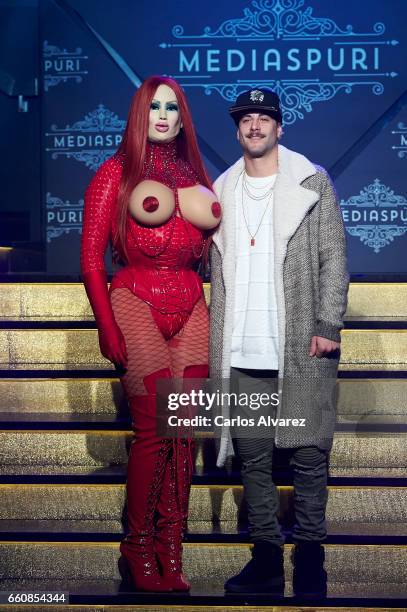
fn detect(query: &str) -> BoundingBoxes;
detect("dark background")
[1,0,406,276]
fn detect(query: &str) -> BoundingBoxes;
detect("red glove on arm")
[80,157,128,368]
[82,269,127,367]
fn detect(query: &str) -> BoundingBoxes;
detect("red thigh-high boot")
[155,364,208,591]
[155,438,195,591]
[119,368,173,592]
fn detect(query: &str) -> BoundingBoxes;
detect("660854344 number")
[0,592,68,604]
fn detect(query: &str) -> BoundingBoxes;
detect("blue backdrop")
[40,0,407,275]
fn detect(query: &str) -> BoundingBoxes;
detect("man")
[209,89,349,597]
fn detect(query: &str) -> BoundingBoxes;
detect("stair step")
[1,467,405,486]
[0,432,405,476]
[0,329,111,370]
[347,282,407,320]
[0,378,124,414]
[340,330,407,370]
[1,329,406,371]
[0,283,94,321]
[1,378,406,418]
[0,543,406,587]
[1,282,406,321]
[337,378,407,417]
[0,523,405,546]
[1,581,407,609]
[0,484,405,535]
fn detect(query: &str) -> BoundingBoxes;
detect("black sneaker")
[224,541,285,594]
[292,542,327,599]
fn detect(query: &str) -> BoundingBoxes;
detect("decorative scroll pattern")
[201,80,385,125]
[171,0,385,40]
[43,41,88,91]
[46,105,125,170]
[46,193,84,243]
[340,180,407,253]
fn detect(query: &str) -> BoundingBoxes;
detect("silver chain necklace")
[240,172,274,247]
[242,171,275,201]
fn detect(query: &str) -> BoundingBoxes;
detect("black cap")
[229,88,283,125]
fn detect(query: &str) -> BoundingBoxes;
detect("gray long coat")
[209,144,349,467]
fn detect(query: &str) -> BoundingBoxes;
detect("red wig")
[115,75,213,260]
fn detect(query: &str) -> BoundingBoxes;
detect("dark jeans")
[230,367,329,546]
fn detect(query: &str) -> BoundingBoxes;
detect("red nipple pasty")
[178,185,222,230]
[129,180,175,226]
[211,201,221,219]
[143,196,159,213]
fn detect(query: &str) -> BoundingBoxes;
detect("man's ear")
[277,124,283,139]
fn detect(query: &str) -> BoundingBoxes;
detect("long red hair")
[115,75,213,261]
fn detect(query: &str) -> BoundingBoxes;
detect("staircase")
[0,282,406,610]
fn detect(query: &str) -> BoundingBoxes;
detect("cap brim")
[229,106,282,124]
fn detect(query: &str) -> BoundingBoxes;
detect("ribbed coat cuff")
[315,320,342,343]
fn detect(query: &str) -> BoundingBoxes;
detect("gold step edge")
[0,377,405,383]
[0,541,404,550]
[0,430,130,435]
[0,484,406,491]
[348,282,407,287]
[342,329,407,334]
[1,429,407,437]
[0,282,86,286]
[0,378,122,382]
[2,365,406,370]
[0,282,403,289]
[3,328,407,333]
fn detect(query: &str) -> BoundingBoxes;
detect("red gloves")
[82,269,128,368]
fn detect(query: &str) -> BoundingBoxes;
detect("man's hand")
[309,335,340,358]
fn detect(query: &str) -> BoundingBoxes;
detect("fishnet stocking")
[168,296,209,378]
[111,289,209,396]
[111,288,172,396]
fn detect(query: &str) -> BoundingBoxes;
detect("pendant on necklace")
[250,238,255,247]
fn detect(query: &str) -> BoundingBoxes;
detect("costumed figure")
[80,76,221,591]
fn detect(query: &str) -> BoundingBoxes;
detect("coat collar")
[213,145,319,255]
[278,143,318,185]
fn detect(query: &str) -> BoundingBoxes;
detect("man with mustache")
[209,89,349,597]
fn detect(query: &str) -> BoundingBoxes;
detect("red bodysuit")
[81,140,207,339]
